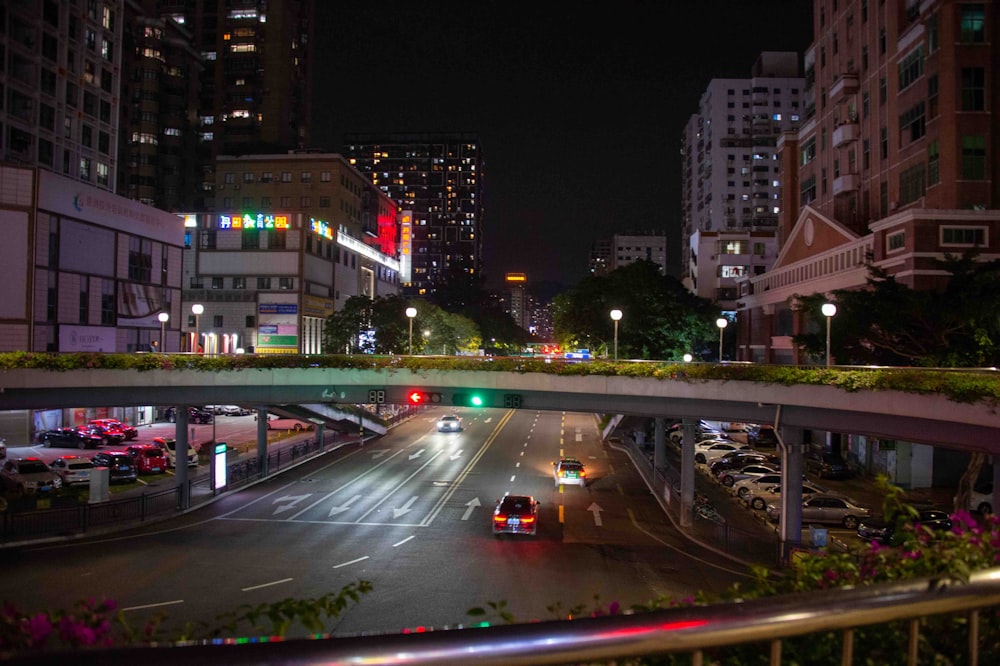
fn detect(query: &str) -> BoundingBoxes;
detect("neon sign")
[310,217,333,240]
[218,213,289,230]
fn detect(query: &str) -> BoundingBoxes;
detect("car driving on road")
[436,415,462,432]
[492,495,539,536]
[552,457,587,487]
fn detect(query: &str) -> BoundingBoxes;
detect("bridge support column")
[653,418,667,472]
[176,407,190,510]
[778,426,806,557]
[256,407,270,476]
[679,419,697,529]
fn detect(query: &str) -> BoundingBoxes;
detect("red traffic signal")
[407,391,441,405]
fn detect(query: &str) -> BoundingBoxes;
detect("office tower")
[344,132,485,301]
[680,52,805,309]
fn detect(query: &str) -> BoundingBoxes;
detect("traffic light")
[503,393,523,409]
[407,391,441,405]
[453,392,485,407]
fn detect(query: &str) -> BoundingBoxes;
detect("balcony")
[833,173,860,196]
[829,72,860,102]
[832,121,859,148]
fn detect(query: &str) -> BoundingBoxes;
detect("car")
[49,455,95,486]
[0,437,5,459]
[767,493,873,529]
[709,451,781,476]
[36,427,104,450]
[717,464,781,488]
[164,406,214,424]
[492,495,540,536]
[747,424,779,448]
[668,422,727,444]
[206,405,253,416]
[265,417,314,432]
[745,482,826,511]
[152,437,199,468]
[805,452,853,479]
[77,424,125,446]
[89,418,138,441]
[90,451,139,484]
[968,482,993,514]
[857,508,953,545]
[436,415,463,432]
[733,473,788,499]
[1,457,63,496]
[552,457,587,487]
[694,441,751,464]
[125,444,169,475]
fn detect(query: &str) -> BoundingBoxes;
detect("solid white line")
[242,577,293,592]
[393,535,415,547]
[333,556,369,569]
[122,599,184,612]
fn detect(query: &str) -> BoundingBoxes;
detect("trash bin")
[809,525,828,548]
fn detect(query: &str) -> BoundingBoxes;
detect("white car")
[744,482,826,511]
[153,437,198,468]
[436,415,462,432]
[716,464,781,488]
[733,473,788,499]
[694,441,751,464]
[969,482,993,514]
[206,405,252,416]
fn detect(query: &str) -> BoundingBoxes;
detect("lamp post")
[716,317,728,362]
[610,309,623,361]
[191,303,204,353]
[822,302,837,367]
[157,312,169,352]
[405,307,417,355]
[683,353,693,363]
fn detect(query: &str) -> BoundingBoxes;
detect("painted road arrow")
[449,449,464,461]
[328,494,362,517]
[587,502,604,527]
[408,449,425,460]
[461,497,481,520]
[370,449,390,460]
[273,494,311,515]
[393,496,419,519]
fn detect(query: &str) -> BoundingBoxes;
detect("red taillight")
[520,515,535,525]
[493,514,506,524]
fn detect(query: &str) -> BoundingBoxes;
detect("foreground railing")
[16,567,1000,665]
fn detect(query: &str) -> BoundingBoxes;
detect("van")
[152,437,198,467]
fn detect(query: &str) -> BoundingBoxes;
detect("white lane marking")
[462,498,481,521]
[122,600,184,612]
[242,578,293,592]
[333,556,369,569]
[393,535,415,547]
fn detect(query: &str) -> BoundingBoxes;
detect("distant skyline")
[313,3,814,290]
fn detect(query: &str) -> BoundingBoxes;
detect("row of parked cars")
[37,418,139,450]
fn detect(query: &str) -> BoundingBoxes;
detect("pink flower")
[26,613,53,645]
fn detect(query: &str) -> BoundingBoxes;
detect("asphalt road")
[0,408,753,639]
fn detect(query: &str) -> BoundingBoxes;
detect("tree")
[793,252,1000,367]
[552,261,719,360]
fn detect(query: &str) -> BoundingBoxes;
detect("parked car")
[152,437,199,468]
[709,451,780,476]
[49,455,94,486]
[768,493,872,529]
[668,422,727,444]
[806,452,853,479]
[77,424,124,446]
[89,419,138,441]
[436,415,463,432]
[265,417,314,432]
[164,406,214,424]
[1,457,62,496]
[90,451,139,484]
[694,441,751,464]
[717,464,781,488]
[745,482,826,511]
[492,495,539,536]
[857,508,953,545]
[734,473,789,499]
[125,444,169,475]
[968,482,993,515]
[205,405,253,416]
[746,424,779,447]
[552,457,587,487]
[36,427,104,450]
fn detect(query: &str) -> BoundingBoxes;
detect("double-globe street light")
[716,317,728,362]
[822,302,838,367]
[191,303,204,353]
[405,307,417,355]
[610,309,622,361]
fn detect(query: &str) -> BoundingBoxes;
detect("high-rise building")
[680,52,805,309]
[591,232,670,276]
[505,273,529,330]
[737,1,1000,364]
[344,132,485,300]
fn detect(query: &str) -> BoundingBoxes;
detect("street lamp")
[610,309,623,361]
[683,353,693,363]
[822,302,837,367]
[716,317,728,362]
[405,307,417,355]
[157,312,169,352]
[191,303,204,353]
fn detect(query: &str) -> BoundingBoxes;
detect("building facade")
[680,52,805,308]
[590,232,670,277]
[343,132,485,300]
[181,152,400,354]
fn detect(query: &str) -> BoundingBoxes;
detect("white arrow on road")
[462,497,481,520]
[587,502,604,527]
[273,494,311,515]
[328,494,362,517]
[408,449,425,460]
[393,496,419,519]
[370,449,390,460]
[449,449,464,461]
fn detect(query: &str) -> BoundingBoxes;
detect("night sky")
[312,2,814,291]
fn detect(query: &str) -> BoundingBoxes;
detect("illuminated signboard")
[399,211,413,282]
[218,213,289,230]
[310,217,333,240]
[337,231,400,271]
[505,273,527,283]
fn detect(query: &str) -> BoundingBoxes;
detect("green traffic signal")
[453,392,485,407]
